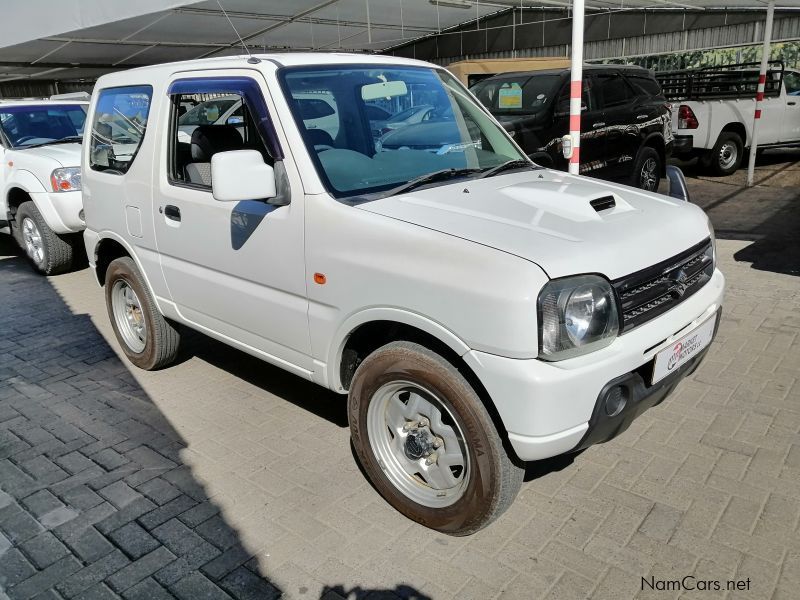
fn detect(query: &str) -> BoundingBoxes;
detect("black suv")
[470,65,672,191]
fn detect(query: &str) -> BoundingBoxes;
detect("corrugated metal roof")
[1,0,798,83]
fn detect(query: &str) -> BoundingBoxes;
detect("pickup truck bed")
[656,62,800,175]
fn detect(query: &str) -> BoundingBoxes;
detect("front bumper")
[573,309,720,452]
[463,268,725,462]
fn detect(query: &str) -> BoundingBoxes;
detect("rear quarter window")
[89,85,153,175]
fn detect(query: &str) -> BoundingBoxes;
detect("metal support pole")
[746,0,775,187]
[568,0,585,175]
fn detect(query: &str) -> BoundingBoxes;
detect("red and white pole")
[746,0,775,187]
[568,0,585,175]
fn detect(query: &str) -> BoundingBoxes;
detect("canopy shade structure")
[0,0,507,84]
[3,1,800,86]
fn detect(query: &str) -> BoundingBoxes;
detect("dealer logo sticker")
[667,342,683,370]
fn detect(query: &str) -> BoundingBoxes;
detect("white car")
[82,54,725,535]
[1,100,87,273]
[661,63,800,175]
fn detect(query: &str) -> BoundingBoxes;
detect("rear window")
[627,74,663,98]
[89,85,153,175]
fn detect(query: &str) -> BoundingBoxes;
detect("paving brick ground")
[1,159,799,599]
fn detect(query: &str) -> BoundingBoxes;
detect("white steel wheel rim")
[640,157,658,190]
[21,217,44,266]
[718,142,738,170]
[111,279,147,353]
[367,380,470,508]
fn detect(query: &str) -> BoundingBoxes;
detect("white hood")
[356,169,711,280]
[16,142,82,167]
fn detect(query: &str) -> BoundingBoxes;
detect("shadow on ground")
[0,237,425,599]
[672,151,800,277]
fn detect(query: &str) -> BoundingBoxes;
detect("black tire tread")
[106,256,180,370]
[349,340,523,535]
[630,146,662,191]
[16,201,74,275]
[709,131,743,177]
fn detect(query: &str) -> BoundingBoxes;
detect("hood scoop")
[590,195,616,212]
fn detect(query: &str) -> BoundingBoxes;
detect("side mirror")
[211,150,277,202]
[666,165,690,202]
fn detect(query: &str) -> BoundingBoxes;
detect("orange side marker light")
[313,273,327,285]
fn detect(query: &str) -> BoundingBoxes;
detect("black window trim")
[165,77,276,194]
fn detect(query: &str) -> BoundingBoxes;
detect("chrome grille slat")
[613,239,714,333]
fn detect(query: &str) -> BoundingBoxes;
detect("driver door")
[153,71,312,376]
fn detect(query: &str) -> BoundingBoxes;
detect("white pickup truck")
[0,99,87,274]
[83,53,724,534]
[659,62,800,175]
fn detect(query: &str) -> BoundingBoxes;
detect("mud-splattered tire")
[348,341,523,535]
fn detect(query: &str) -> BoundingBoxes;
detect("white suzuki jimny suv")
[1,99,87,274]
[83,54,724,535]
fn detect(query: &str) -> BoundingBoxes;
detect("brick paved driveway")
[1,166,799,599]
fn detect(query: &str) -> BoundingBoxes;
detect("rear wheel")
[348,341,523,535]
[105,257,180,370]
[707,132,743,176]
[14,201,74,275]
[631,147,662,191]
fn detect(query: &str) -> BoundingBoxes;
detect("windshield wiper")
[19,135,83,150]
[477,159,537,179]
[379,167,483,198]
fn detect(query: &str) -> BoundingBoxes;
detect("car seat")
[186,124,244,186]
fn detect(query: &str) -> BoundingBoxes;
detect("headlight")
[538,274,619,361]
[51,167,81,192]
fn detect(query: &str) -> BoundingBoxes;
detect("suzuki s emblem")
[668,269,688,298]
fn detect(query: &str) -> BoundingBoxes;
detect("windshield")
[0,104,87,148]
[178,97,240,126]
[280,65,526,199]
[471,74,561,115]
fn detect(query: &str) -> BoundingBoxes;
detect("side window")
[626,74,663,99]
[596,74,634,109]
[169,91,271,189]
[556,78,595,113]
[784,72,800,96]
[89,86,152,174]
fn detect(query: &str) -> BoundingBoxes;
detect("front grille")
[613,239,713,333]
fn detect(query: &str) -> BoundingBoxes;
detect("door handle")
[636,114,648,119]
[592,122,606,128]
[789,101,797,106]
[163,205,181,222]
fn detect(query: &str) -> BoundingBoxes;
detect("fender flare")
[90,231,167,312]
[327,307,473,391]
[3,170,48,214]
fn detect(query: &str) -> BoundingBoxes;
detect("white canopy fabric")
[1,0,799,83]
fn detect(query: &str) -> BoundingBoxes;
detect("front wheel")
[631,146,662,191]
[14,201,75,275]
[348,341,523,535]
[105,256,180,370]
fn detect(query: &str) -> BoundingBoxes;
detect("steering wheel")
[314,144,334,152]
